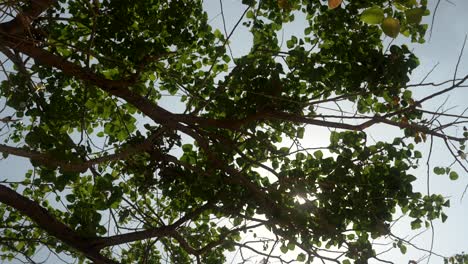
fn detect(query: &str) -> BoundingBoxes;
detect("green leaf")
[182,144,193,152]
[414,151,422,158]
[434,167,445,175]
[441,213,448,223]
[297,253,306,262]
[286,36,298,49]
[449,171,459,181]
[400,244,407,254]
[314,150,323,159]
[360,7,384,25]
[406,8,425,24]
[214,29,223,39]
[410,219,422,229]
[297,127,305,139]
[280,245,288,254]
[233,217,242,226]
[403,90,413,101]
[296,152,306,160]
[66,194,76,203]
[15,241,25,251]
[443,200,451,207]
[246,10,255,19]
[222,55,231,63]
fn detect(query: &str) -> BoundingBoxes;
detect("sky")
[0,0,467,263]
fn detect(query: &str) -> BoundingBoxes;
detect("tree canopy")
[0,0,467,263]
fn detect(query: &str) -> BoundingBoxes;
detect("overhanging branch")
[0,184,117,264]
[0,0,57,35]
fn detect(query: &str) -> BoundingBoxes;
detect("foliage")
[445,253,468,264]
[0,0,466,263]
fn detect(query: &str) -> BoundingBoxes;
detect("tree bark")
[0,184,117,264]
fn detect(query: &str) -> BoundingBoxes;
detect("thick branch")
[91,225,176,250]
[0,130,165,172]
[0,143,136,172]
[0,184,117,264]
[0,0,57,35]
[264,112,465,141]
[92,201,214,249]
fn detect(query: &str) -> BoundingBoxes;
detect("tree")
[0,0,466,263]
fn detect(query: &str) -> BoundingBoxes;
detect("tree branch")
[0,130,164,173]
[0,184,117,264]
[91,201,214,249]
[0,0,57,35]
[4,24,463,144]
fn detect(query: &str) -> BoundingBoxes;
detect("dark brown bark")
[0,183,219,261]
[0,184,117,264]
[0,130,166,173]
[91,226,176,250]
[0,0,57,35]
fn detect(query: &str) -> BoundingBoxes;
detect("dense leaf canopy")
[0,0,466,263]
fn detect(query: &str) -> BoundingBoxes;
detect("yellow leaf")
[381,17,400,38]
[328,0,342,9]
[278,0,289,9]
